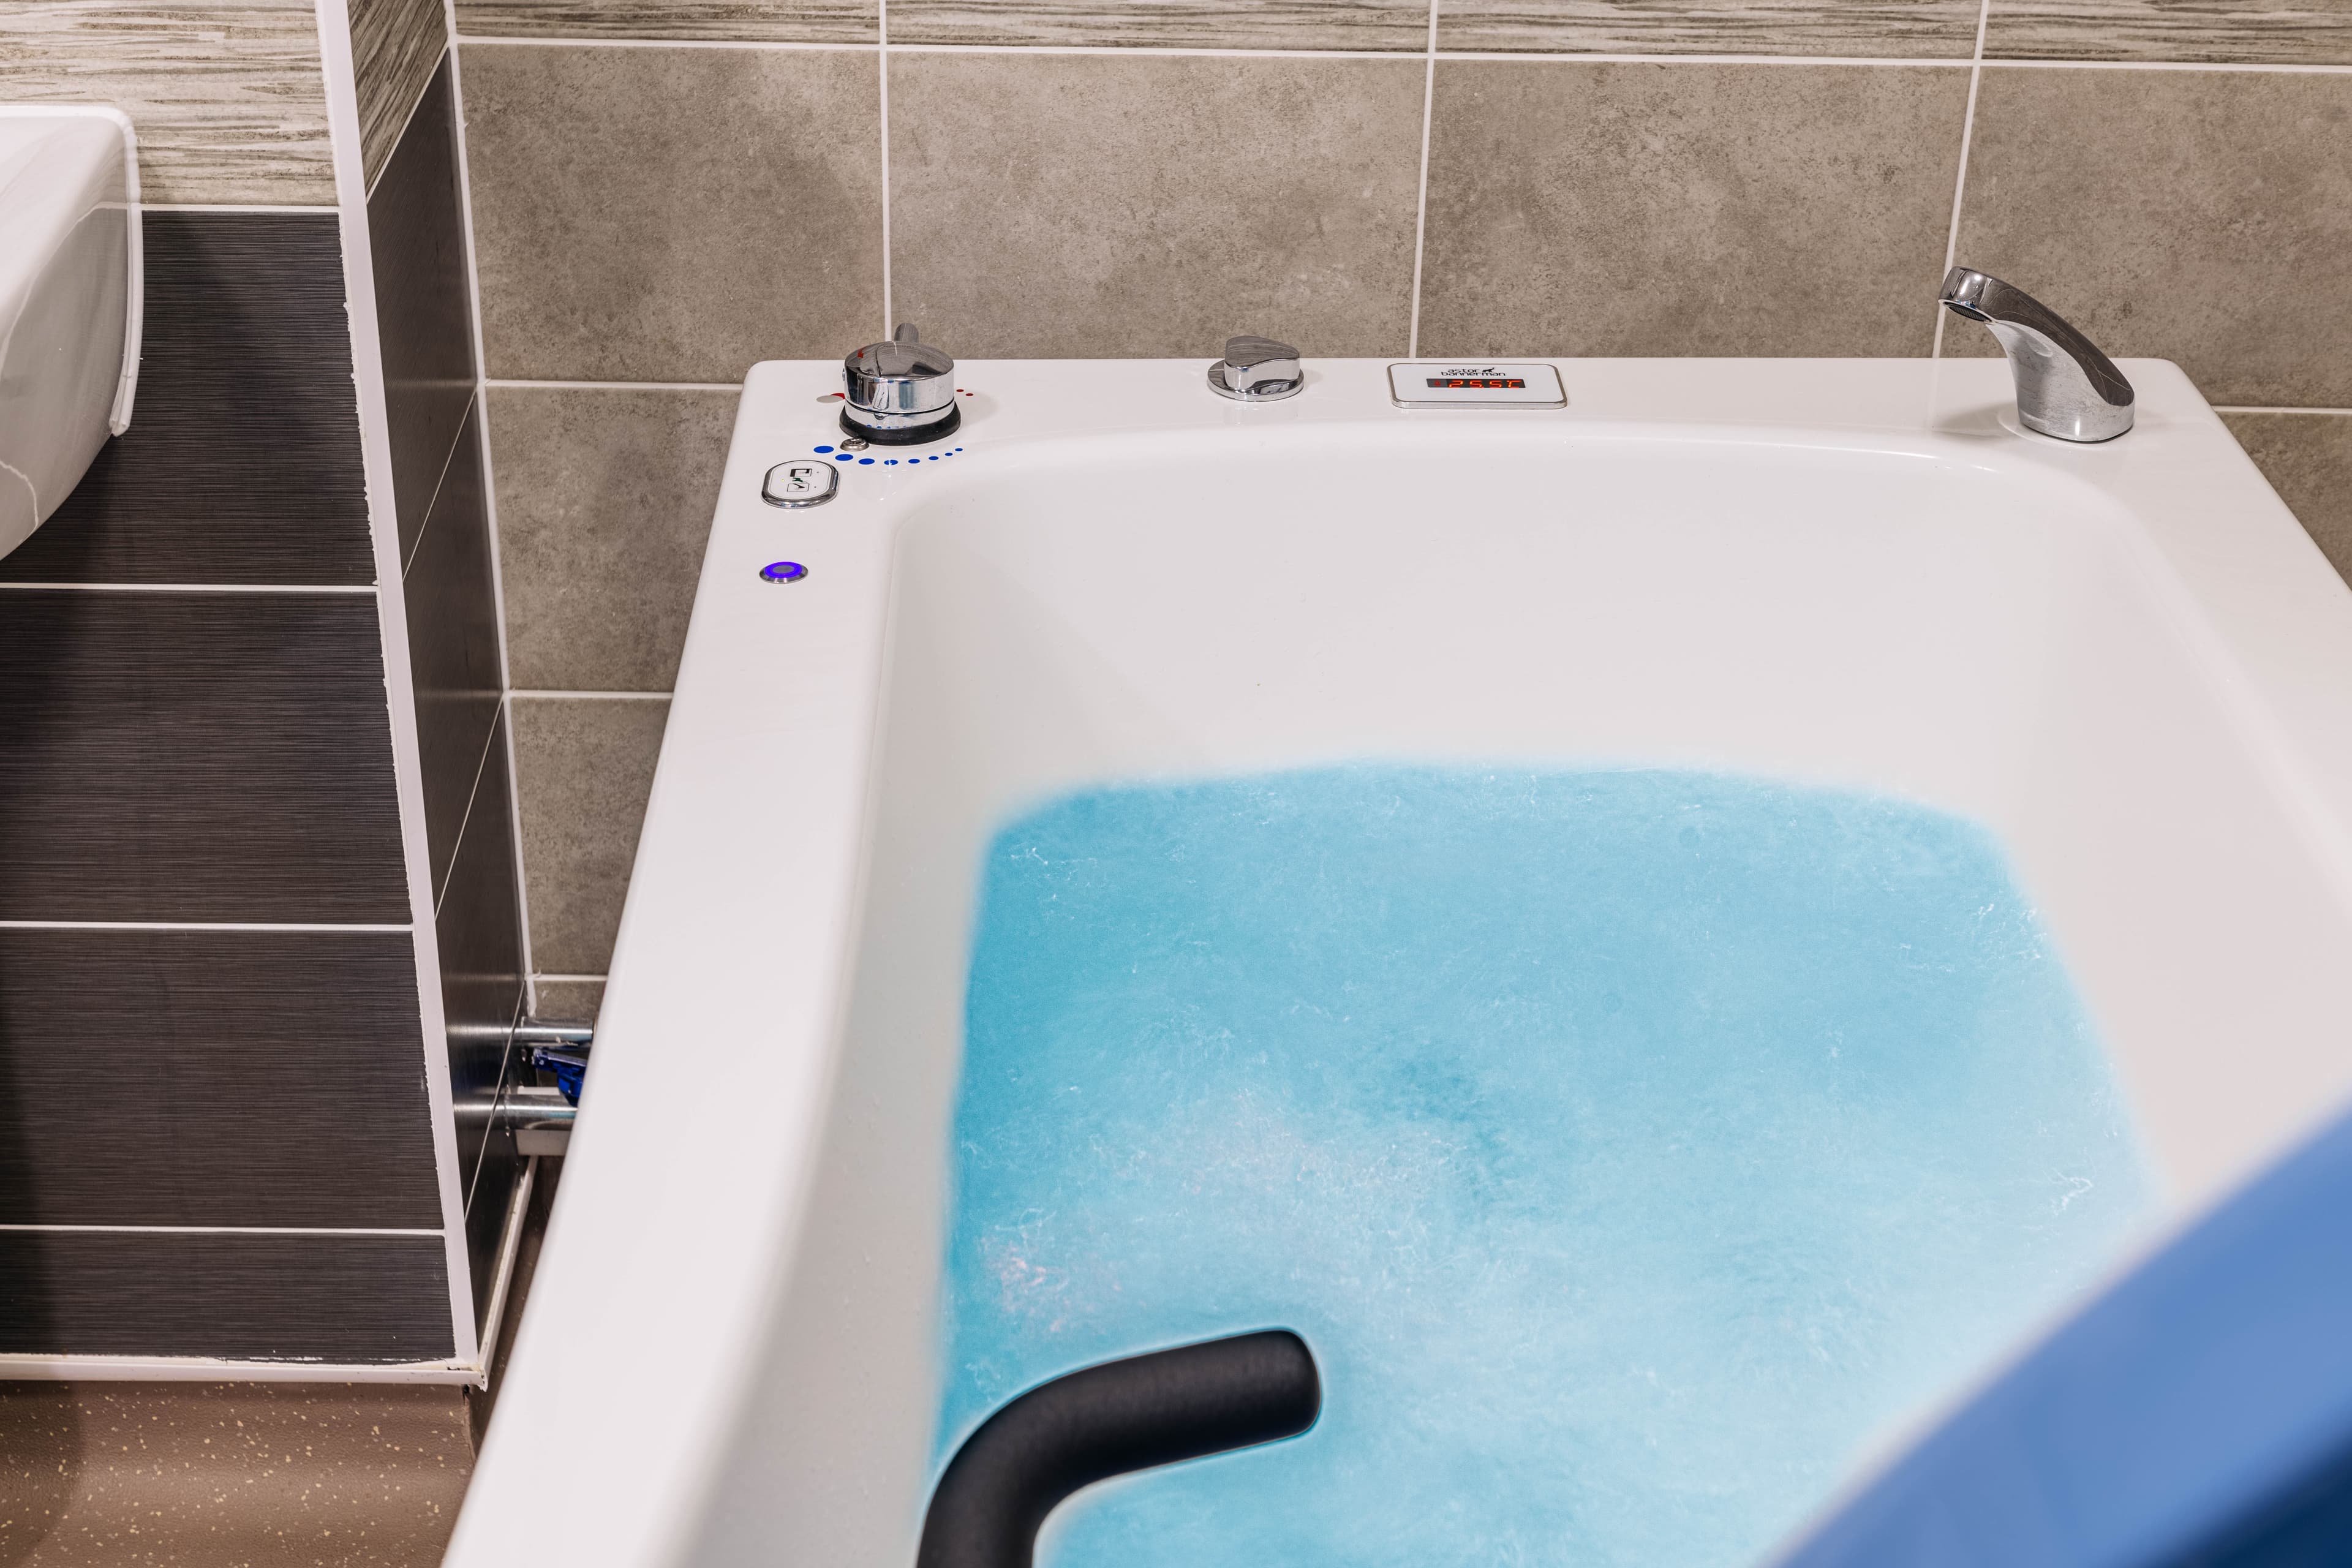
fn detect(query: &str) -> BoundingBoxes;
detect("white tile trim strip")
[532,972,609,984]
[510,688,674,699]
[140,202,342,213]
[0,582,379,594]
[880,0,895,336]
[456,34,876,50]
[0,920,414,933]
[314,0,485,1374]
[0,1354,485,1384]
[2213,405,2352,416]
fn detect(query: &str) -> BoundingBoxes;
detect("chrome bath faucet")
[1939,266,2135,443]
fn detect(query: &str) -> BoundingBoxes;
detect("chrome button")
[762,459,839,507]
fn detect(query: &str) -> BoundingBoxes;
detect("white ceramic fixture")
[449,357,2352,1568]
[0,105,140,559]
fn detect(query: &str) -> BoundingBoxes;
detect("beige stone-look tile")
[1,2,335,205]
[1950,68,2352,407]
[1437,0,1977,58]
[1419,62,1968,358]
[532,976,607,1020]
[889,53,1425,358]
[353,0,447,186]
[2224,413,2352,586]
[0,1382,469,1566]
[891,0,1424,51]
[463,43,883,382]
[457,0,876,41]
[1985,0,2352,64]
[492,386,736,692]
[512,696,669,976]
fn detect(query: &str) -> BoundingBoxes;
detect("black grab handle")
[916,1330,1322,1568]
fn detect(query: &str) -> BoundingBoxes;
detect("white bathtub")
[448,358,2352,1568]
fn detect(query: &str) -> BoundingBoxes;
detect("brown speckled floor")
[0,1382,472,1567]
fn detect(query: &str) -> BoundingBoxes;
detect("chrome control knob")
[1208,334,1303,402]
[842,323,960,445]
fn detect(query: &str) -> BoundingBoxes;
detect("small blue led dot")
[833,453,851,461]
[760,560,808,584]
[858,457,875,465]
[813,444,834,453]
[885,459,899,466]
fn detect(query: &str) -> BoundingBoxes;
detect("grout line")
[402,391,478,581]
[532,972,609,984]
[0,920,413,933]
[434,709,510,922]
[0,1224,445,1237]
[880,0,894,337]
[1405,0,1439,358]
[486,377,742,391]
[140,202,340,213]
[0,582,376,594]
[508,688,675,700]
[439,35,2352,72]
[456,32,876,50]
[2212,405,2352,416]
[1931,0,1992,360]
[463,992,530,1221]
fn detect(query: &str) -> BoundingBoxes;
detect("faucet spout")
[1940,266,2134,442]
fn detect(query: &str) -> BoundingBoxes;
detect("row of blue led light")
[813,443,966,467]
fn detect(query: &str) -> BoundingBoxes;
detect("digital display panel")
[1427,377,1527,389]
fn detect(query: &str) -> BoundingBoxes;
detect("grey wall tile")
[1951,69,2352,408]
[406,401,502,900]
[353,0,450,186]
[1438,0,1976,58]
[456,0,876,42]
[1985,0,2352,64]
[512,698,669,976]
[0,1,335,205]
[892,0,1423,51]
[0,1384,469,1566]
[890,53,1424,358]
[1419,62,1968,358]
[2225,413,2352,586]
[0,213,375,588]
[0,931,442,1230]
[0,1234,454,1361]
[370,59,478,569]
[492,386,736,693]
[462,43,883,382]
[0,593,410,924]
[533,978,606,1022]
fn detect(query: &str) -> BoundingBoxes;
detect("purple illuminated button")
[760,560,809,584]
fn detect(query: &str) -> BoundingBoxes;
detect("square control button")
[1387,362,1566,408]
[762,459,839,507]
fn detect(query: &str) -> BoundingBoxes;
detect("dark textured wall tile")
[0,932,442,1229]
[1419,61,1969,357]
[407,402,502,901]
[0,213,375,587]
[512,697,668,976]
[439,712,525,1205]
[0,1233,454,1362]
[2225,413,2352,586]
[462,43,884,381]
[354,0,451,186]
[1438,0,1978,57]
[1951,68,2352,407]
[493,385,734,692]
[0,593,409,923]
[890,52,1425,356]
[370,59,479,570]
[1985,0,2352,64]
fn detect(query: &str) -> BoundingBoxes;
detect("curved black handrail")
[916,1330,1322,1568]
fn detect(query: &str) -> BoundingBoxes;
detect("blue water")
[937,766,2154,1568]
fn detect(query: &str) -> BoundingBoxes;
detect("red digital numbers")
[1426,378,1527,390]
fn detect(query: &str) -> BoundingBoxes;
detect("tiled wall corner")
[353,0,453,186]
[0,1,336,204]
